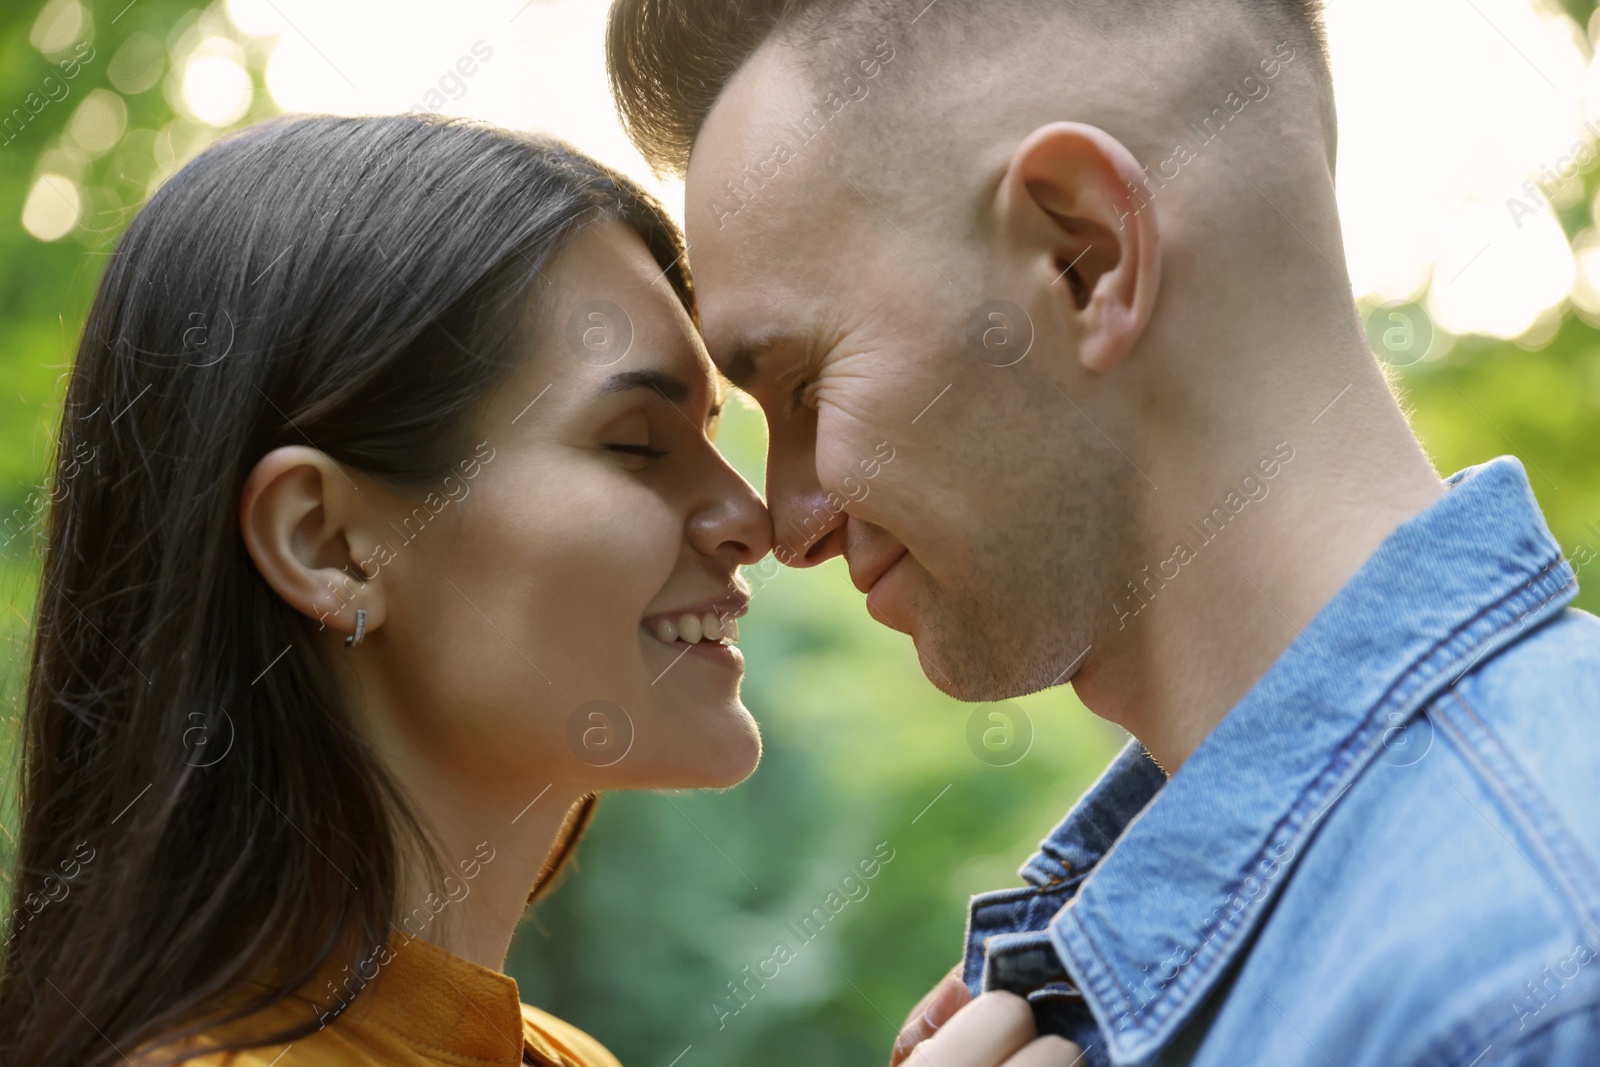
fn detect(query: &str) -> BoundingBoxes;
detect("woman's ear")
[996,121,1161,375]
[239,446,388,644]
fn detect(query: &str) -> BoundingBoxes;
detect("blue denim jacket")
[962,457,1600,1067]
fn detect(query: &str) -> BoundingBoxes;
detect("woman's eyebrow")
[599,369,691,403]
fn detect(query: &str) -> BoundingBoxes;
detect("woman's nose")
[687,458,774,566]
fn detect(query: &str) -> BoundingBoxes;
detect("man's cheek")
[813,407,883,501]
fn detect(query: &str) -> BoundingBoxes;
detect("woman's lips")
[639,597,747,672]
[643,601,742,643]
[641,619,744,671]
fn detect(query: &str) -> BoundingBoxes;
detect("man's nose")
[767,429,846,567]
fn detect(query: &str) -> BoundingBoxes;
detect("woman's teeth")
[649,612,740,645]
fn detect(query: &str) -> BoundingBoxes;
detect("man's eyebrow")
[719,335,796,388]
[600,369,691,404]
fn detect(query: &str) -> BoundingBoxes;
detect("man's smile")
[847,523,914,632]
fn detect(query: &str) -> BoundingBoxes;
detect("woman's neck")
[389,775,587,971]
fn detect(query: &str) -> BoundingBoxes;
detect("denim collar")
[1027,457,1577,1064]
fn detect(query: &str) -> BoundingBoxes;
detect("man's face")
[685,45,1135,699]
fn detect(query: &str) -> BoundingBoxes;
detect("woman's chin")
[646,715,762,791]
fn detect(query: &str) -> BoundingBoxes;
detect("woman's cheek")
[526,481,681,654]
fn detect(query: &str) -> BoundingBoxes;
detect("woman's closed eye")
[606,442,669,458]
[601,413,670,463]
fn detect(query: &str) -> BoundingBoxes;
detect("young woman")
[0,115,1071,1067]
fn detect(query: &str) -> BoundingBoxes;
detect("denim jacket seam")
[1402,555,1570,697]
[1053,920,1134,1041]
[966,885,1075,991]
[1433,687,1600,933]
[969,883,1069,934]
[1069,550,1575,1048]
[1418,978,1600,1067]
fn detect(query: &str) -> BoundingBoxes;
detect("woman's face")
[362,221,772,798]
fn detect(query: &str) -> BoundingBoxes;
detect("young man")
[606,1,1600,1063]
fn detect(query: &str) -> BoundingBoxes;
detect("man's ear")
[239,446,388,644]
[997,121,1161,374]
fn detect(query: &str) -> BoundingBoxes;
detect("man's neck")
[1073,354,1446,774]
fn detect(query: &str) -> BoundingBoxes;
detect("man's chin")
[911,623,1072,703]
[914,640,969,698]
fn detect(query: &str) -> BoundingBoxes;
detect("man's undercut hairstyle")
[606,0,1333,178]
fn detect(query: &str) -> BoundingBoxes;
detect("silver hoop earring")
[345,608,367,648]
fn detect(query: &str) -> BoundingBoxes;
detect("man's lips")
[848,543,909,597]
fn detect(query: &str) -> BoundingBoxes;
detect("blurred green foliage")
[2,3,1599,1067]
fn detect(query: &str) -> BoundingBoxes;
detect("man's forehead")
[684,43,858,245]
[685,40,890,387]
[687,43,807,182]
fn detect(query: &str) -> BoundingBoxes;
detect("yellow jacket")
[155,935,620,1067]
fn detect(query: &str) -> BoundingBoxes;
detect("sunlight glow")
[200,0,1597,342]
[1327,0,1593,339]
[234,0,679,218]
[178,37,253,127]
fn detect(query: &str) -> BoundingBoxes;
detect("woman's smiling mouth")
[644,610,741,646]
[640,597,749,662]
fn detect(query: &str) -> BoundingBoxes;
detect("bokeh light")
[19,0,1600,344]
[28,0,90,57]
[21,174,81,242]
[65,89,129,157]
[107,30,167,95]
[176,36,253,126]
[1327,0,1594,340]
[139,0,1600,344]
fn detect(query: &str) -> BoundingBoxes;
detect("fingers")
[906,991,1036,1067]
[1003,1036,1084,1067]
[901,965,964,1028]
[891,969,971,1066]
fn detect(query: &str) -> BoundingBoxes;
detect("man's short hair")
[606,0,1333,177]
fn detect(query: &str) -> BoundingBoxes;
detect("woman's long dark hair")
[0,114,693,1067]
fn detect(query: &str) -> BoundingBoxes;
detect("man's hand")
[891,967,971,1066]
[889,972,1081,1067]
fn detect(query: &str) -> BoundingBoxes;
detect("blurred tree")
[0,3,1598,1067]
